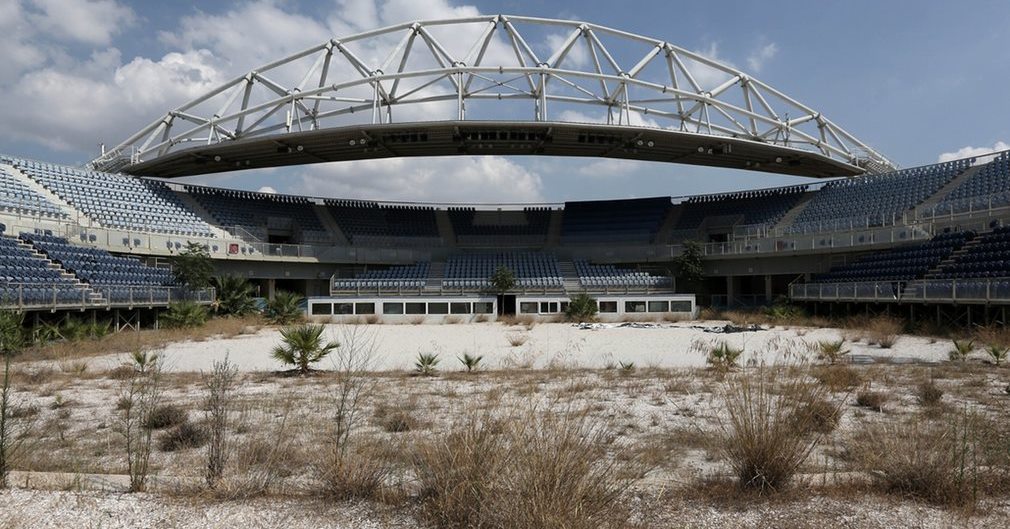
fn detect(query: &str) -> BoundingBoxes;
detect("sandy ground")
[69,321,955,373]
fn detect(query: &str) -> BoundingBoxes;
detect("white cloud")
[938,141,1010,162]
[746,42,778,73]
[28,0,135,45]
[257,186,277,194]
[293,156,544,202]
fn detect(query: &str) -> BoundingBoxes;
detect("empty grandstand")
[326,200,441,247]
[183,185,329,243]
[7,157,216,237]
[673,185,808,232]
[561,197,671,244]
[787,159,973,233]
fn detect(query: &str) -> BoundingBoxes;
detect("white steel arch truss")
[92,15,894,174]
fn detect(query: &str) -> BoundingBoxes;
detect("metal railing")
[0,283,215,311]
[790,279,1010,304]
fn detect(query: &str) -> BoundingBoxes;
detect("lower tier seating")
[814,231,972,283]
[332,262,430,290]
[574,260,670,288]
[443,252,562,289]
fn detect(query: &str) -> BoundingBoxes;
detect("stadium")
[2,6,1010,528]
[3,14,1006,326]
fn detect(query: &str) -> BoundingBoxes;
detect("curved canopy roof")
[92,15,895,178]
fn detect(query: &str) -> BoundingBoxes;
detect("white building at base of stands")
[307,293,697,323]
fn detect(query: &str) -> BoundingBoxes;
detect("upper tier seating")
[443,252,562,289]
[561,197,671,244]
[574,260,670,288]
[934,225,1010,279]
[8,158,215,237]
[332,262,430,290]
[326,200,440,246]
[0,165,67,219]
[448,207,552,245]
[0,230,88,305]
[183,186,329,242]
[674,186,808,230]
[930,152,1010,214]
[21,232,176,302]
[788,159,971,233]
[813,231,972,283]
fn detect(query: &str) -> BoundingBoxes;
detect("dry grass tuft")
[373,403,418,433]
[915,379,944,407]
[865,316,903,348]
[159,421,208,452]
[505,331,529,347]
[317,444,398,502]
[414,399,634,529]
[715,370,833,493]
[855,389,889,412]
[812,365,862,392]
[850,411,996,508]
[143,404,188,430]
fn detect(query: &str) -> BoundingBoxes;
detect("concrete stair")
[558,260,583,293]
[425,261,446,290]
[545,209,564,246]
[924,234,982,279]
[914,163,986,215]
[169,189,232,238]
[3,164,84,222]
[312,204,349,244]
[16,239,103,302]
[773,191,817,230]
[434,210,456,247]
[653,206,683,244]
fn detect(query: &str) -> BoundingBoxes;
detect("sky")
[1,0,1009,203]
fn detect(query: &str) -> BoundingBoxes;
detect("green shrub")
[271,324,339,375]
[265,291,304,325]
[948,339,974,362]
[213,275,258,316]
[160,301,208,329]
[816,340,849,365]
[143,404,187,430]
[457,352,483,373]
[565,293,598,322]
[415,352,440,377]
[707,341,743,371]
[160,421,208,452]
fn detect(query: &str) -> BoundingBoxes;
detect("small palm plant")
[618,361,635,375]
[948,339,974,362]
[985,344,1008,366]
[707,342,743,371]
[271,324,339,375]
[457,352,483,373]
[415,352,440,376]
[212,275,258,316]
[265,291,304,325]
[817,340,849,365]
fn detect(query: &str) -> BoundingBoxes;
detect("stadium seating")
[573,260,670,288]
[674,186,808,230]
[20,232,175,302]
[326,200,440,246]
[183,185,329,242]
[0,231,89,305]
[0,165,67,219]
[448,207,551,245]
[933,225,1010,279]
[787,159,971,232]
[8,158,215,237]
[813,231,972,283]
[929,152,1010,215]
[443,252,562,289]
[332,262,430,290]
[561,197,671,244]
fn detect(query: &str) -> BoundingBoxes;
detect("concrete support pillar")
[764,275,774,303]
[725,276,736,308]
[266,278,277,300]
